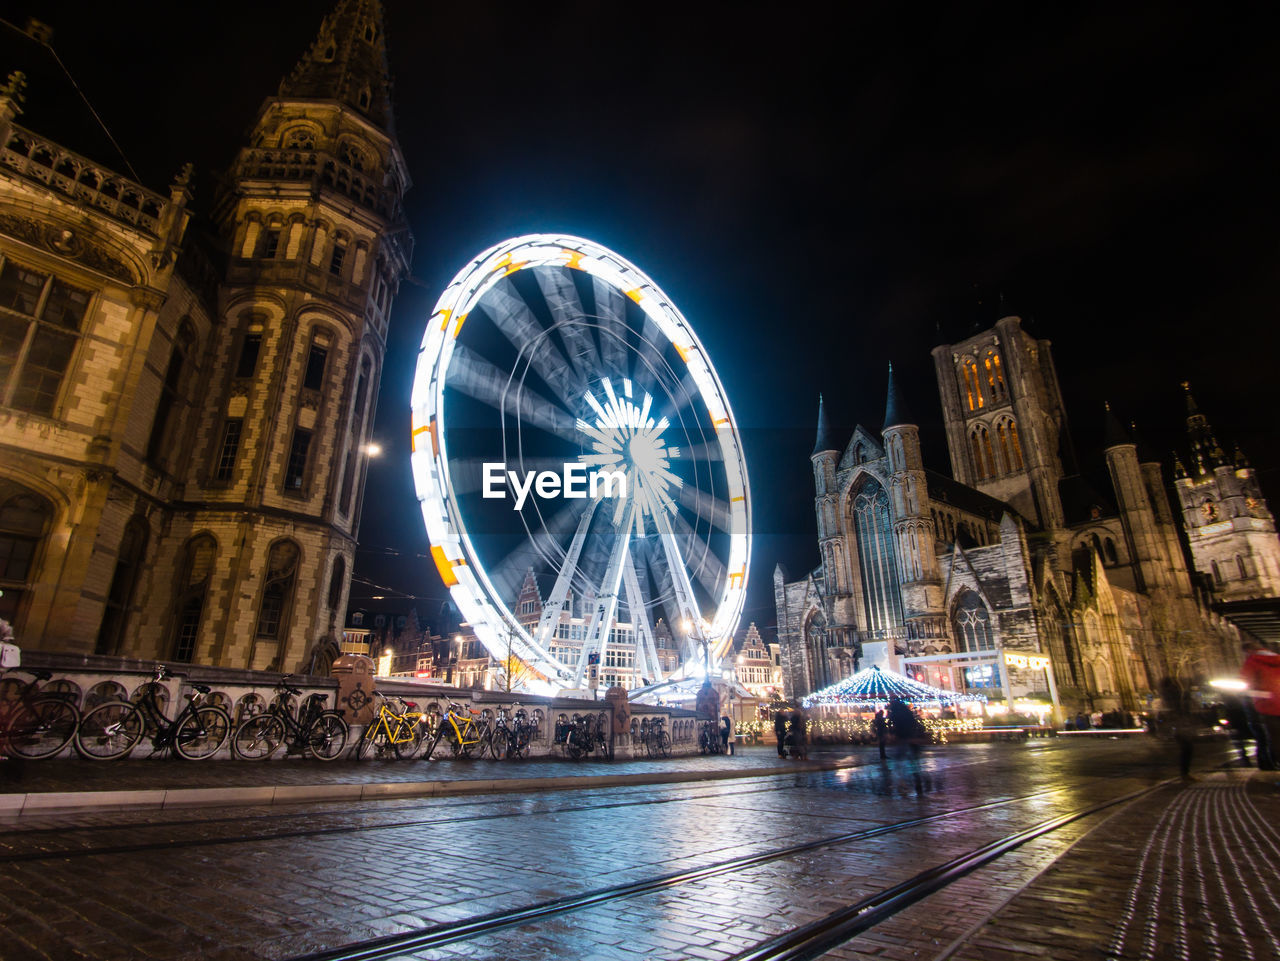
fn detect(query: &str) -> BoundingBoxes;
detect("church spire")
[812,394,835,456]
[1181,381,1225,473]
[882,362,913,431]
[1102,401,1131,449]
[279,0,395,132]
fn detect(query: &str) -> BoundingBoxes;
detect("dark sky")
[5,1,1278,634]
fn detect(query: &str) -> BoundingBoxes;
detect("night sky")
[4,2,1277,634]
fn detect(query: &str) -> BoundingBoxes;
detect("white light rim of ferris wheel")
[410,234,752,681]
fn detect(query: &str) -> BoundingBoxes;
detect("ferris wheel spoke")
[532,499,599,648]
[590,276,630,379]
[447,344,580,444]
[572,499,636,687]
[675,485,733,533]
[651,507,709,666]
[622,552,662,685]
[672,510,727,599]
[481,281,585,407]
[488,497,593,603]
[534,267,602,382]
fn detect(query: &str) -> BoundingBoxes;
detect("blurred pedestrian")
[1222,695,1253,767]
[1241,639,1280,770]
[1075,711,1090,730]
[1159,677,1197,780]
[774,710,788,758]
[720,715,733,755]
[887,696,922,759]
[872,708,889,760]
[788,709,807,760]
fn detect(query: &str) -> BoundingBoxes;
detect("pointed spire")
[1102,401,1131,449]
[1182,381,1225,471]
[1234,443,1251,469]
[883,362,914,431]
[1172,452,1188,479]
[279,0,395,132]
[812,394,836,456]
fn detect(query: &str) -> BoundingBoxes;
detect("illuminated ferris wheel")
[410,235,750,695]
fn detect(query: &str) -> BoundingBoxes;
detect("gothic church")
[0,0,410,672]
[775,315,1274,713]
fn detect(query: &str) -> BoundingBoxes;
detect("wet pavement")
[0,739,1274,961]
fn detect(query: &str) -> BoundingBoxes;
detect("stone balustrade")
[1,124,167,235]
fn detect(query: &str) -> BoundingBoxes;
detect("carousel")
[802,665,987,715]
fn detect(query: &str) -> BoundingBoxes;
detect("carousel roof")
[802,665,987,706]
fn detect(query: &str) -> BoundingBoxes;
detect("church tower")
[139,0,413,671]
[932,316,1070,530]
[882,365,945,647]
[1173,384,1280,600]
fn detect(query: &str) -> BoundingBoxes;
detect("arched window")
[342,357,373,517]
[0,255,92,416]
[328,555,346,611]
[256,540,300,642]
[94,517,148,655]
[0,481,54,626]
[1212,561,1222,584]
[851,478,904,636]
[984,349,1007,403]
[1104,538,1118,565]
[952,591,994,653]
[959,356,984,411]
[283,127,315,150]
[971,426,996,479]
[995,417,1023,473]
[853,443,866,465]
[147,321,197,466]
[173,535,216,662]
[1237,555,1248,581]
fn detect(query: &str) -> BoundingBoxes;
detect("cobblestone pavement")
[0,743,817,795]
[0,738,1268,961]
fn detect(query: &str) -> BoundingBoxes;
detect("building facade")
[0,0,411,672]
[777,315,1249,714]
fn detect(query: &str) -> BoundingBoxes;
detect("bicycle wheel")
[174,706,231,760]
[488,728,509,761]
[232,713,285,760]
[305,712,349,761]
[357,722,393,760]
[450,728,476,758]
[657,730,671,757]
[4,698,78,759]
[509,729,529,759]
[393,718,423,760]
[75,701,145,760]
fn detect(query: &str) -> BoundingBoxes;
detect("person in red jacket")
[1241,640,1280,770]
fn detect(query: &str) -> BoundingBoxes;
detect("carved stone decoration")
[0,212,134,282]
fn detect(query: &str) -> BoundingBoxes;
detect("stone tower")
[932,316,1071,530]
[1173,384,1280,600]
[882,364,945,646]
[138,0,413,671]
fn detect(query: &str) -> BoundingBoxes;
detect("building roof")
[812,394,836,455]
[278,0,396,133]
[923,469,1012,522]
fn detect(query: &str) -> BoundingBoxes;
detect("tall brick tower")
[137,0,413,671]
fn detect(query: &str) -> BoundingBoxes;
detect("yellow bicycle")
[425,702,485,758]
[356,692,428,760]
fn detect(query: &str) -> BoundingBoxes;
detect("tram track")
[0,749,1025,861]
[282,781,1158,961]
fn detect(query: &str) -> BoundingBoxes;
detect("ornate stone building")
[0,0,411,672]
[776,315,1245,714]
[1173,385,1280,601]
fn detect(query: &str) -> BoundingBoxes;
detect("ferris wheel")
[410,235,750,695]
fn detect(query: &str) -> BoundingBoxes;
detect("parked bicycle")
[507,705,538,759]
[231,677,349,761]
[356,691,427,760]
[426,702,484,758]
[698,719,723,755]
[74,666,230,760]
[0,668,80,759]
[641,716,671,758]
[559,712,606,760]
